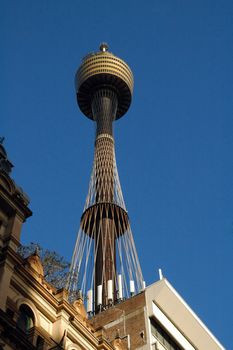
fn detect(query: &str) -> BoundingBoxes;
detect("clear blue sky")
[1,1,232,348]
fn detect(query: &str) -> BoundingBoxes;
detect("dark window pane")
[17,304,34,333]
[150,318,183,350]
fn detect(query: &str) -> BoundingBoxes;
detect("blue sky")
[1,1,232,348]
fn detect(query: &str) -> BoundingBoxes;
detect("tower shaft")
[92,89,117,137]
[92,90,117,307]
[95,218,116,307]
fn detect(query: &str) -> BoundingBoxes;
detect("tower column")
[92,89,118,137]
[92,89,117,308]
[67,44,144,313]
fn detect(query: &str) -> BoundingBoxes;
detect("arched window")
[17,304,34,333]
[36,335,44,349]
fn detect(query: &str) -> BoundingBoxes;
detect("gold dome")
[75,45,134,120]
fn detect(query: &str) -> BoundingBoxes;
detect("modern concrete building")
[89,278,225,350]
[0,46,225,350]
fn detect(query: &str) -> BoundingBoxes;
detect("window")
[150,318,183,350]
[17,304,34,333]
[36,335,45,349]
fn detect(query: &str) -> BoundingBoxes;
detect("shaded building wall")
[90,293,150,350]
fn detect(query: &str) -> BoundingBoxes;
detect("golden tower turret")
[76,42,133,121]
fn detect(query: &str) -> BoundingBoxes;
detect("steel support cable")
[128,227,144,288]
[115,208,130,297]
[68,213,88,293]
[121,226,133,282]
[92,208,102,303]
[125,229,139,284]
[86,213,96,294]
[90,207,102,290]
[127,228,143,290]
[81,210,95,294]
[80,208,93,293]
[108,204,117,287]
[67,228,82,291]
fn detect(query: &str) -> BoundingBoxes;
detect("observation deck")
[75,44,134,120]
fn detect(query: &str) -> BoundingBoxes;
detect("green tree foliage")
[18,242,70,290]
